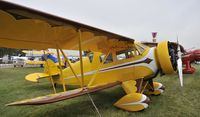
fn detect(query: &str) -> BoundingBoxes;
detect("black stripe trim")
[100,58,152,72]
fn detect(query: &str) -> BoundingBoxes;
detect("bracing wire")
[86,92,102,117]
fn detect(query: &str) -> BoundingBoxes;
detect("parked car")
[13,58,25,67]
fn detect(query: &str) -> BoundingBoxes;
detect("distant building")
[2,55,9,63]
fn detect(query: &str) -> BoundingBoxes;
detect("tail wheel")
[148,82,165,95]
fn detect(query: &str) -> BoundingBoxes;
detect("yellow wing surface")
[0,1,134,53]
[22,50,57,55]
[7,82,120,106]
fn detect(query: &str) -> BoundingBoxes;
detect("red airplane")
[182,49,200,74]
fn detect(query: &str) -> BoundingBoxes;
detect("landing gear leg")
[114,80,150,111]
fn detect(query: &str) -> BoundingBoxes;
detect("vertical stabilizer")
[44,59,60,75]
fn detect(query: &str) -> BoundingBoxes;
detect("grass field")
[0,65,200,117]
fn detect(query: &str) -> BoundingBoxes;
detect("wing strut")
[56,47,67,91]
[78,29,102,117]
[78,29,84,88]
[43,50,57,93]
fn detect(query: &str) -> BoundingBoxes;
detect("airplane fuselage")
[53,43,160,86]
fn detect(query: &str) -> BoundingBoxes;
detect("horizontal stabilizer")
[25,73,50,83]
[6,81,120,106]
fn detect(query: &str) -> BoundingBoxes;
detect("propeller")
[177,37,183,87]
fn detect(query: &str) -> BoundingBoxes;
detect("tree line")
[0,48,25,58]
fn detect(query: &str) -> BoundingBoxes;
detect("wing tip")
[6,102,19,106]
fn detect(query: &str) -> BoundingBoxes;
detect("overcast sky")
[9,0,200,49]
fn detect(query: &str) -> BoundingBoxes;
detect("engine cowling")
[156,41,177,74]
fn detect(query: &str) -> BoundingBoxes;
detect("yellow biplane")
[22,50,65,67]
[0,1,184,112]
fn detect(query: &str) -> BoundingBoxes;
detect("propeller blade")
[177,58,183,87]
[177,36,183,87]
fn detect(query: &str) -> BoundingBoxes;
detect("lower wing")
[6,81,121,106]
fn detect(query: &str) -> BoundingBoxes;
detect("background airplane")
[182,49,200,74]
[23,50,80,67]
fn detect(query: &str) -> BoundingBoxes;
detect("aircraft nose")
[156,41,177,74]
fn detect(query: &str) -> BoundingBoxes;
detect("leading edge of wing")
[0,1,134,42]
[6,81,121,106]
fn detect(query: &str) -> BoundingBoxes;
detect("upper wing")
[0,1,134,53]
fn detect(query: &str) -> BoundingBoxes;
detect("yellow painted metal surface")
[25,73,49,83]
[57,46,153,85]
[44,59,60,76]
[157,41,174,74]
[121,80,137,94]
[55,57,154,86]
[114,93,148,111]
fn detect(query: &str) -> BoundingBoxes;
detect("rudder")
[44,59,60,75]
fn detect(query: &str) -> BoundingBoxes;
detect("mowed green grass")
[0,65,200,117]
